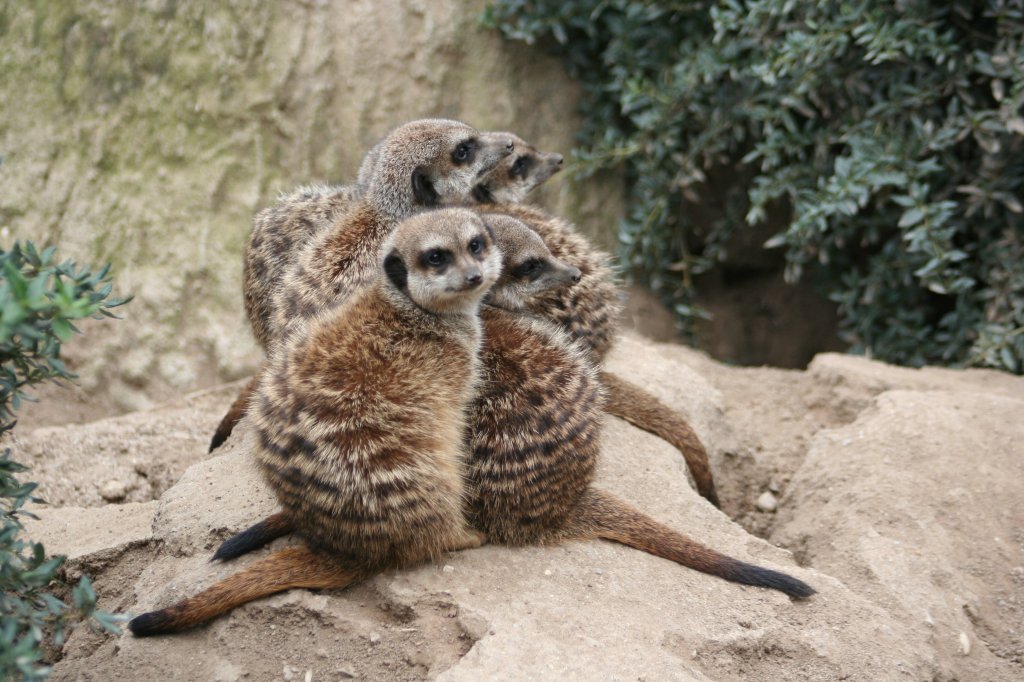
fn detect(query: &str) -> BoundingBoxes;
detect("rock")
[99,480,130,502]
[755,491,778,512]
[17,337,1021,681]
[22,502,157,561]
[772,388,1024,682]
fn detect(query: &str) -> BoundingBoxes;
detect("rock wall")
[0,0,622,412]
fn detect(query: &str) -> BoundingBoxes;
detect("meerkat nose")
[554,154,564,165]
[465,270,483,286]
[569,267,582,283]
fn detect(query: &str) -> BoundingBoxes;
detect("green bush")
[1,242,129,679]
[484,0,1024,372]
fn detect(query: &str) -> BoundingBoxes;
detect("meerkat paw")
[450,528,487,551]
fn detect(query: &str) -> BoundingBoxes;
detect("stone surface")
[14,337,1021,681]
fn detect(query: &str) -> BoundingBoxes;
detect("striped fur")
[207,216,811,602]
[130,209,501,635]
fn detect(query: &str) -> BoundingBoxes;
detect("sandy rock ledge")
[19,336,1023,681]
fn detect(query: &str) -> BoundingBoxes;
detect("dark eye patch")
[511,258,545,280]
[419,248,453,269]
[452,139,478,165]
[509,155,535,179]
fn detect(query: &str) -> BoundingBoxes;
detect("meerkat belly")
[467,310,604,545]
[254,299,476,565]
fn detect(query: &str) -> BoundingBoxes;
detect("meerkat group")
[130,119,812,636]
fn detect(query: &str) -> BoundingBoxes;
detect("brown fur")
[477,203,718,505]
[244,185,361,350]
[210,130,567,453]
[265,119,511,349]
[150,218,810,637]
[131,208,502,635]
[222,198,719,504]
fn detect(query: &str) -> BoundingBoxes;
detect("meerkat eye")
[512,258,542,278]
[453,143,470,162]
[468,237,484,254]
[421,249,449,268]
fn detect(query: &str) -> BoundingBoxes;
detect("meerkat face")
[481,213,582,311]
[382,209,503,316]
[471,133,564,204]
[366,119,514,217]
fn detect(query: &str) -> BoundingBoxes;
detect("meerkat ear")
[383,250,408,291]
[411,169,439,206]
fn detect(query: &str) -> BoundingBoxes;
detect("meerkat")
[242,130,562,355]
[208,119,514,452]
[474,202,719,506]
[209,129,566,453]
[173,216,811,636]
[220,126,717,508]
[130,208,501,636]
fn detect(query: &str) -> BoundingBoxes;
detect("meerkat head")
[365,120,514,220]
[381,208,503,316]
[471,133,564,205]
[481,213,582,311]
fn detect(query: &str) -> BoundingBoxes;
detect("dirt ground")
[13,334,1024,681]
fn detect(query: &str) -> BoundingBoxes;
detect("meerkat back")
[244,184,362,349]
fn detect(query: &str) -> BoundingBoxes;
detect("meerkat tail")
[208,375,260,453]
[557,488,814,598]
[211,512,293,562]
[600,371,720,508]
[130,546,363,636]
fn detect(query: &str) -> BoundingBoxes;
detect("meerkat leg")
[130,546,365,636]
[553,488,813,598]
[208,375,260,453]
[600,371,719,507]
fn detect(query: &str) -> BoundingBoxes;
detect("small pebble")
[593,568,604,575]
[442,564,455,574]
[99,479,129,502]
[336,668,357,679]
[756,491,778,513]
[368,632,381,645]
[543,569,552,576]
[959,632,971,656]
[282,665,297,681]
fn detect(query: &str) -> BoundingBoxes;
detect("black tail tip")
[735,563,816,599]
[208,430,228,453]
[210,536,246,562]
[210,521,279,562]
[705,487,721,509]
[129,610,175,637]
